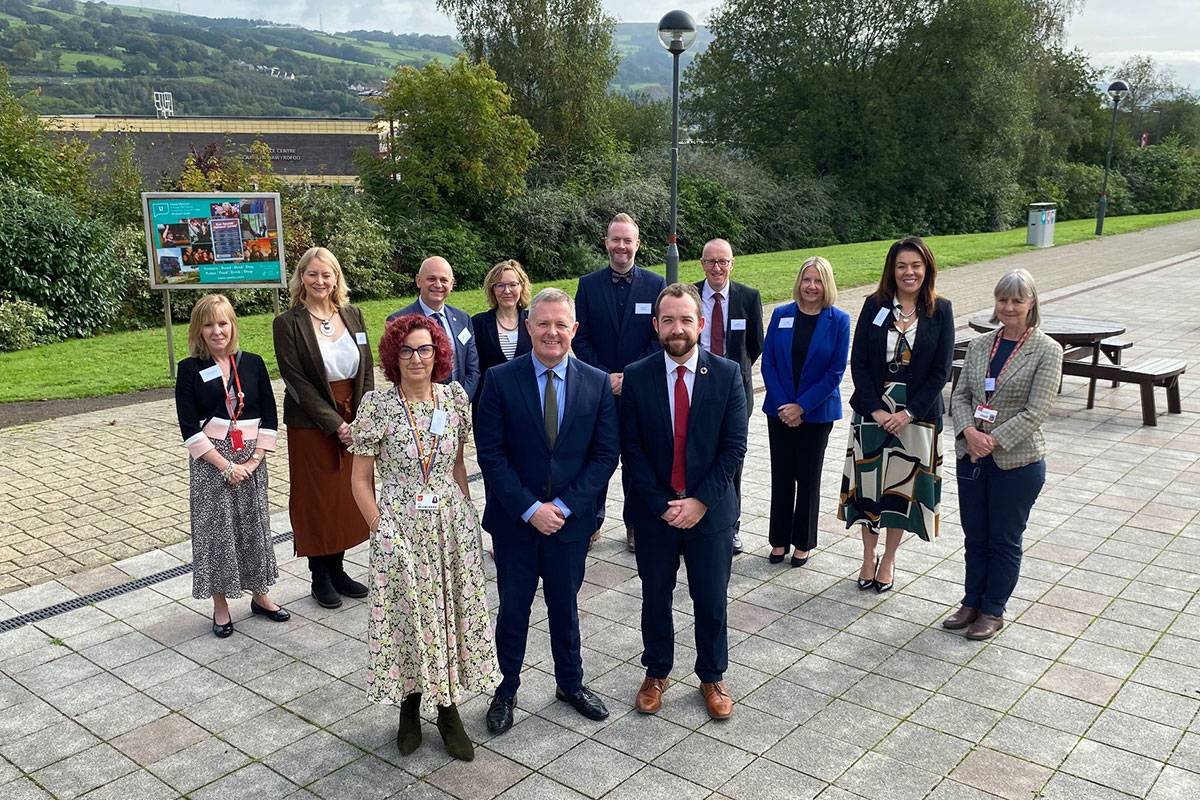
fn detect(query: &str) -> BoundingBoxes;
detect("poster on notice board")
[141,192,287,289]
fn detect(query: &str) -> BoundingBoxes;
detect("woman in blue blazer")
[760,257,850,567]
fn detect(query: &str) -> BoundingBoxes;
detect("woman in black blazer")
[838,237,954,593]
[471,259,533,404]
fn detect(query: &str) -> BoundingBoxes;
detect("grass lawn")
[3,209,1199,404]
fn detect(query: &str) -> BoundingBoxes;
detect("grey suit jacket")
[951,328,1062,469]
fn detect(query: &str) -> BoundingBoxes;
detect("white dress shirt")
[699,281,730,352]
[664,349,699,422]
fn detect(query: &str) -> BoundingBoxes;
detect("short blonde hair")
[793,256,838,308]
[289,247,350,309]
[482,259,533,310]
[990,268,1041,328]
[188,294,239,358]
[608,212,640,237]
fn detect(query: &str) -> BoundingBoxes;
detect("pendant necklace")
[308,309,335,336]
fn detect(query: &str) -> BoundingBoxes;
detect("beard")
[661,333,697,358]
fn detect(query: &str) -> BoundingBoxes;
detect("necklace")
[496,313,518,332]
[307,308,335,337]
[895,303,916,322]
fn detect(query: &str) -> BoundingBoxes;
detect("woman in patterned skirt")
[174,294,290,638]
[839,238,954,593]
[349,314,498,762]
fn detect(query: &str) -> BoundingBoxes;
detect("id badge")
[430,408,448,435]
[415,493,440,511]
[973,405,998,423]
[229,426,245,452]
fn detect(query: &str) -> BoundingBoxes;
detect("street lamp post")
[657,10,696,284]
[1096,79,1129,236]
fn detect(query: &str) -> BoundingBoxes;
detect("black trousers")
[767,417,834,551]
[635,522,732,683]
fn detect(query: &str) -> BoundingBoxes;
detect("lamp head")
[1107,79,1130,104]
[657,10,697,55]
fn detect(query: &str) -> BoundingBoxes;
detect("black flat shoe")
[768,550,787,564]
[555,686,610,721]
[250,600,291,622]
[790,554,809,568]
[212,614,234,638]
[486,692,517,735]
[857,556,879,590]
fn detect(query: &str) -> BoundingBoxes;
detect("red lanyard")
[225,354,245,425]
[398,386,439,484]
[986,328,1031,402]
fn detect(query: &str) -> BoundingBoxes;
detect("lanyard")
[398,386,439,485]
[985,327,1032,403]
[224,354,245,425]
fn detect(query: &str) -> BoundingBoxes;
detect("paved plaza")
[1,224,1198,799]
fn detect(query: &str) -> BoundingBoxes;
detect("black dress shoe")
[858,556,879,590]
[250,600,291,622]
[768,550,786,565]
[310,569,343,609]
[486,692,516,735]
[555,686,609,721]
[212,614,234,638]
[790,554,809,568]
[873,559,894,594]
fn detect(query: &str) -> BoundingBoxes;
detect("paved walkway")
[0,224,1198,799]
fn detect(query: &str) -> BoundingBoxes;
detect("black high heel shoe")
[212,613,234,638]
[873,559,894,594]
[768,549,787,565]
[250,599,291,622]
[857,557,878,590]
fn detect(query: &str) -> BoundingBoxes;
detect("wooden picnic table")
[967,313,1127,409]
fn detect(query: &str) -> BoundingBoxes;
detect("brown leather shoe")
[942,605,979,630]
[700,681,734,720]
[636,677,669,714]
[965,613,1004,640]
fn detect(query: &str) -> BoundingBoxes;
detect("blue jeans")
[957,456,1045,617]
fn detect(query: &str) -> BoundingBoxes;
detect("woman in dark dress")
[471,259,532,406]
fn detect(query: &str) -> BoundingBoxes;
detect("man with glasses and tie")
[474,288,620,735]
[694,239,764,554]
[620,283,748,721]
[389,256,480,400]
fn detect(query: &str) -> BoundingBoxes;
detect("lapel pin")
[699,366,708,375]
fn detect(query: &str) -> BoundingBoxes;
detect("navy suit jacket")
[573,265,666,374]
[475,354,620,544]
[388,301,481,400]
[849,295,954,423]
[619,349,748,537]
[760,303,851,423]
[694,279,764,416]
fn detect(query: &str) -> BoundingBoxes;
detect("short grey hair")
[529,287,575,320]
[990,269,1040,328]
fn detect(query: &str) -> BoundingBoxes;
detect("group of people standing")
[173,212,1062,763]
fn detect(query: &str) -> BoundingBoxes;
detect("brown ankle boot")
[942,605,979,630]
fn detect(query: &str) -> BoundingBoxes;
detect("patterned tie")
[670,365,689,495]
[544,371,558,448]
[711,292,725,357]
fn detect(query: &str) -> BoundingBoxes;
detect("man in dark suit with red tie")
[573,212,667,552]
[694,238,763,554]
[619,283,748,720]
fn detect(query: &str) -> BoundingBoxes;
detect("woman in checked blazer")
[946,269,1062,641]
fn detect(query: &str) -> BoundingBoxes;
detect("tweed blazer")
[951,327,1062,469]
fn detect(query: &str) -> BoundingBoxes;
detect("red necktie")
[671,365,689,495]
[711,292,725,356]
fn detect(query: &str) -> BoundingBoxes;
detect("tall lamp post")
[1095,79,1129,236]
[657,10,696,284]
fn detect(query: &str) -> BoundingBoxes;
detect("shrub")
[394,216,489,290]
[284,185,399,299]
[1030,161,1132,220]
[1119,137,1200,214]
[0,295,54,352]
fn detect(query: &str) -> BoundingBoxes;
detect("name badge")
[199,364,223,383]
[984,377,996,392]
[415,493,441,511]
[430,408,448,435]
[779,317,794,329]
[457,327,472,345]
[730,318,747,331]
[635,302,652,315]
[873,308,891,327]
[355,331,368,345]
[974,405,998,423]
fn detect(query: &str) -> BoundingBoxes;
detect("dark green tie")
[544,371,558,448]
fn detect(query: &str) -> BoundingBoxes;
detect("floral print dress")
[349,382,499,711]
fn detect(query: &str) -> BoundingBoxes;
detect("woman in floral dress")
[349,314,498,762]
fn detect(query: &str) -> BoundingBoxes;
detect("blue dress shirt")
[521,356,572,523]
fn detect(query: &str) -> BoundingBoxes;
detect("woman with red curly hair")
[349,314,498,762]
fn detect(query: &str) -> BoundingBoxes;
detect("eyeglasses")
[398,345,436,360]
[701,258,732,268]
[494,282,521,292]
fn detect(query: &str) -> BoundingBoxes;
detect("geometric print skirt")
[189,436,279,599]
[838,381,942,540]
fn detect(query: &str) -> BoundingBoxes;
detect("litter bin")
[1027,202,1056,248]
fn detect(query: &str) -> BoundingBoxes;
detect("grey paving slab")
[720,757,827,800]
[30,743,138,800]
[189,762,301,800]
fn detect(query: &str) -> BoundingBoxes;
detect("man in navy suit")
[475,288,620,734]
[694,238,763,554]
[573,212,666,551]
[388,256,480,399]
[620,283,748,721]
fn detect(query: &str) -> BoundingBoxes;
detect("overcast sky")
[134,0,1198,89]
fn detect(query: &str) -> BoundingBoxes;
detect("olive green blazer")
[951,327,1062,469]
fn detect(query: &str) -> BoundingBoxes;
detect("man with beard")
[475,288,620,733]
[619,283,748,720]
[573,213,666,552]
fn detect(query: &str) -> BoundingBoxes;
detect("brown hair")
[482,259,532,310]
[655,282,703,318]
[874,236,939,316]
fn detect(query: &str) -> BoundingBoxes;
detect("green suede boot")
[397,693,422,756]
[436,704,474,761]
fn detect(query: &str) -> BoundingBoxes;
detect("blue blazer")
[475,354,619,544]
[619,350,748,537]
[388,301,481,401]
[573,265,666,373]
[760,303,850,423]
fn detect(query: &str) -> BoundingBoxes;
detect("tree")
[435,0,617,160]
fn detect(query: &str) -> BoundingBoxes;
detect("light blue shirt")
[521,355,572,524]
[417,297,454,343]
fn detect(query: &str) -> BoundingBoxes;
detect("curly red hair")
[379,314,454,385]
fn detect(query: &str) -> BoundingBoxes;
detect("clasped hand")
[661,497,707,529]
[777,403,803,427]
[336,422,353,447]
[225,462,255,485]
[530,502,565,535]
[963,427,996,461]
[871,409,911,436]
